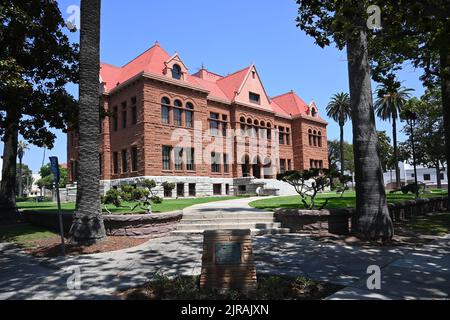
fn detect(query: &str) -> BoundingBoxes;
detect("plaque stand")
[200,229,257,292]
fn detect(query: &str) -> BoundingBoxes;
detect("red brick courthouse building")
[68,42,328,197]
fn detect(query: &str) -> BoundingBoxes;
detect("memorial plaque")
[200,229,257,292]
[215,243,241,265]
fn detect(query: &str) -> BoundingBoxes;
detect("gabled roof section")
[271,90,311,116]
[100,42,171,92]
[164,53,189,71]
[216,66,251,100]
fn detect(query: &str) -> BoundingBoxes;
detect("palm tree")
[69,0,106,244]
[17,141,28,197]
[327,93,351,176]
[345,3,393,241]
[375,85,413,189]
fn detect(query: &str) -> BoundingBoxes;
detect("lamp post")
[405,111,419,198]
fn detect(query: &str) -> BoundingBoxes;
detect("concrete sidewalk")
[1,195,449,300]
[327,235,450,300]
[3,233,449,300]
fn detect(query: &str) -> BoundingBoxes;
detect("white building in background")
[384,162,447,189]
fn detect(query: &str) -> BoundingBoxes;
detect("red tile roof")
[100,43,323,120]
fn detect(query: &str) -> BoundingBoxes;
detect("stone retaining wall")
[275,196,448,235]
[21,210,183,239]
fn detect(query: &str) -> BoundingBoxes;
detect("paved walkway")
[1,197,449,300]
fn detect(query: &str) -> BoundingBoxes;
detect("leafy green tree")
[375,85,413,188]
[70,0,106,244]
[17,140,29,197]
[400,88,446,188]
[15,163,33,196]
[0,1,78,219]
[368,0,450,204]
[296,0,393,241]
[326,93,351,175]
[377,131,395,173]
[37,163,68,190]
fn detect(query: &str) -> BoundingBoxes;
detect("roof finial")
[154,40,160,47]
[201,63,206,70]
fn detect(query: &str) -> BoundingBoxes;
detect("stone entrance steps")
[172,211,290,236]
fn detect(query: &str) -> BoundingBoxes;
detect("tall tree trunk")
[346,8,393,241]
[392,117,401,188]
[340,123,345,176]
[436,162,442,189]
[441,46,450,208]
[18,156,23,197]
[69,0,106,244]
[0,109,19,220]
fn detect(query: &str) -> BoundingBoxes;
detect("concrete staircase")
[172,206,290,236]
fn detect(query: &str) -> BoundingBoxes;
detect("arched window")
[185,102,194,128]
[308,129,313,146]
[318,131,322,147]
[173,100,183,126]
[172,64,182,80]
[311,108,318,117]
[161,97,170,124]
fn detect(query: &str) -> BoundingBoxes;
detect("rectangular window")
[174,147,183,171]
[186,148,195,171]
[424,174,431,181]
[210,112,220,136]
[222,115,228,136]
[113,106,118,131]
[287,159,292,171]
[121,149,128,173]
[162,106,170,124]
[225,184,230,195]
[249,92,261,104]
[280,159,286,174]
[286,134,291,145]
[189,183,196,197]
[185,110,193,128]
[162,146,172,170]
[121,102,127,129]
[113,152,119,174]
[131,97,137,125]
[223,154,229,173]
[177,183,185,197]
[131,146,138,172]
[174,108,182,126]
[279,127,285,145]
[267,128,272,140]
[211,152,221,173]
[213,184,222,196]
[164,185,173,198]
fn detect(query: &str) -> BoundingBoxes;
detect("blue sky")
[1,0,426,174]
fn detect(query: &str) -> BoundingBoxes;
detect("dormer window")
[249,92,260,104]
[172,64,182,80]
[311,108,318,117]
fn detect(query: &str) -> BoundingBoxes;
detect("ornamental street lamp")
[405,110,419,198]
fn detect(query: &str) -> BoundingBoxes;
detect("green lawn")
[17,196,245,214]
[250,190,448,211]
[0,223,57,248]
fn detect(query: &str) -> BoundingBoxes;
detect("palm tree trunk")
[18,156,23,198]
[0,109,19,220]
[346,8,393,241]
[392,117,401,188]
[440,46,450,208]
[69,0,106,244]
[340,123,345,176]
